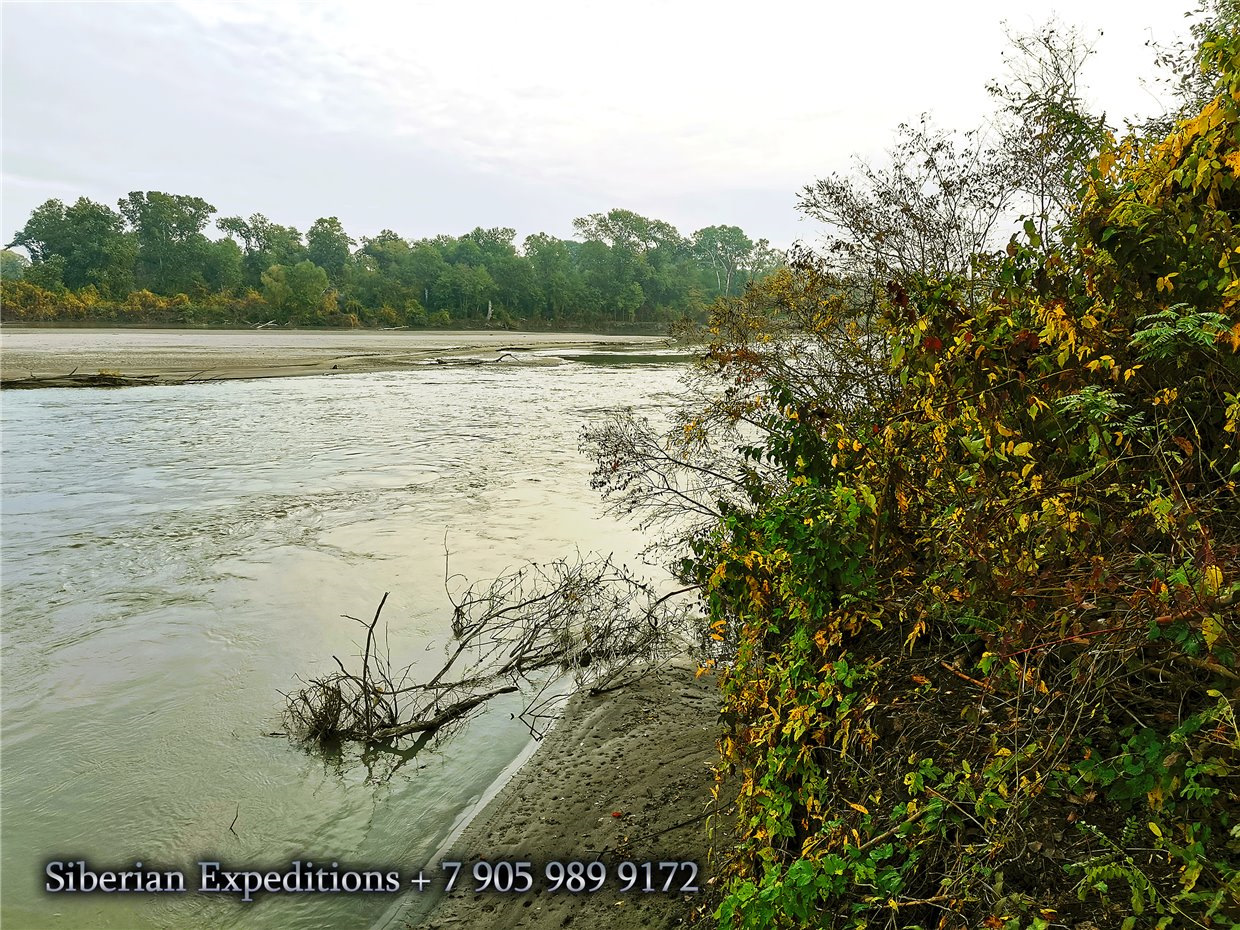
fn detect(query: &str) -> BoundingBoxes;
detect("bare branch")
[283,555,700,751]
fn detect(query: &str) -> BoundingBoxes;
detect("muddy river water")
[0,333,687,929]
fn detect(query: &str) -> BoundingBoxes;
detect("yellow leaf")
[1014,441,1033,458]
[1202,615,1223,651]
[1148,821,1162,839]
[848,802,869,815]
[1154,387,1179,406]
[1204,565,1224,596]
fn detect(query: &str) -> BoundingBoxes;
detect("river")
[0,341,687,930]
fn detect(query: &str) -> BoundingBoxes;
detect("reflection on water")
[0,358,683,930]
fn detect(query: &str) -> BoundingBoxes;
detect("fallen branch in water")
[282,552,700,749]
[3,370,163,389]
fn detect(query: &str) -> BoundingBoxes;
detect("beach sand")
[407,663,725,930]
[0,328,667,386]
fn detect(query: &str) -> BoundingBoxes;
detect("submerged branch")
[283,553,698,750]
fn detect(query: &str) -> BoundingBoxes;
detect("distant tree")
[9,197,135,295]
[0,248,30,280]
[306,216,354,286]
[573,208,679,253]
[262,260,330,322]
[284,260,331,320]
[445,236,484,268]
[523,233,579,319]
[26,254,66,291]
[489,254,539,315]
[352,230,416,310]
[575,238,621,317]
[573,209,703,319]
[260,264,293,314]
[692,225,755,297]
[460,226,518,261]
[203,237,244,294]
[118,191,216,294]
[405,241,448,307]
[437,262,495,317]
[617,281,644,323]
[742,238,786,284]
[217,213,307,287]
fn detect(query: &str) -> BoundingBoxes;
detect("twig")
[938,661,993,692]
[857,803,932,851]
[359,592,389,735]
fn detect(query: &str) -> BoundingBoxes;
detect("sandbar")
[0,328,668,387]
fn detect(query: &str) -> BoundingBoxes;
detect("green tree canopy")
[119,191,216,294]
[0,248,29,281]
[261,260,331,322]
[306,216,353,286]
[217,213,307,288]
[8,197,135,295]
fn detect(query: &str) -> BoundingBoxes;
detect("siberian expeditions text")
[44,860,402,901]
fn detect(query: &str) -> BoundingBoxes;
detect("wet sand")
[403,664,725,930]
[0,328,667,386]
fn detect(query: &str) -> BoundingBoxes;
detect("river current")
[0,348,685,929]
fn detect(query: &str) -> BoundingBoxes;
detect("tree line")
[0,202,782,329]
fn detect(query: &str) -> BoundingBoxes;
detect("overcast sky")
[2,1,1194,252]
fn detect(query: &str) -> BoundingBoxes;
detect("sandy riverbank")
[395,663,725,930]
[0,328,668,386]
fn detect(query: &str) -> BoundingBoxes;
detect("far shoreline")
[0,326,674,388]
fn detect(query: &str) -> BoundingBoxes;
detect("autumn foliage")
[691,29,1239,930]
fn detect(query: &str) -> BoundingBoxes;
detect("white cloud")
[172,1,1187,194]
[4,0,1196,246]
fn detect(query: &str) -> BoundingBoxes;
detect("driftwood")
[2,368,219,389]
[282,553,698,749]
[3,370,162,389]
[430,353,517,366]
